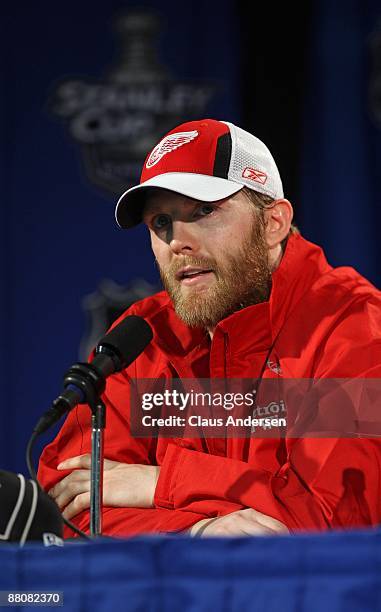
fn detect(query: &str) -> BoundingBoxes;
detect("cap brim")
[115,172,243,228]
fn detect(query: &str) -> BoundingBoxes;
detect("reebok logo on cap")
[146,130,199,168]
[242,167,268,185]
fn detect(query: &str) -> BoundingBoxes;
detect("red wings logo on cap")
[146,130,199,168]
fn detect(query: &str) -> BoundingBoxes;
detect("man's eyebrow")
[143,201,163,217]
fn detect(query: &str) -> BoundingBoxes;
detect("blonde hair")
[241,187,299,237]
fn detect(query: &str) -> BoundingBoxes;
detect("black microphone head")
[0,470,63,546]
[96,315,153,371]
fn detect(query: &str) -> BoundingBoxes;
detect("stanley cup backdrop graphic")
[49,11,216,197]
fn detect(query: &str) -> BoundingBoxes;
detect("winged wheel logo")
[146,130,199,168]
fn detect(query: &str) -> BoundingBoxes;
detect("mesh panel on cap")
[223,122,284,199]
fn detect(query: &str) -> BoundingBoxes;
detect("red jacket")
[38,234,381,536]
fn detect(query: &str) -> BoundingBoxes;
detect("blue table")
[1,530,381,611]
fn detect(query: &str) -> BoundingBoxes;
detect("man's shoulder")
[290,234,380,305]
[277,235,381,337]
[278,261,381,377]
[310,263,381,311]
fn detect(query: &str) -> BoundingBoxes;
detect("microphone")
[34,315,153,434]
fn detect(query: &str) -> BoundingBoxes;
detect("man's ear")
[264,199,294,249]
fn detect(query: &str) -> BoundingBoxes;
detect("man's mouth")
[176,266,215,285]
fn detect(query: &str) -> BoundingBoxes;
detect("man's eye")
[198,204,215,216]
[152,214,171,230]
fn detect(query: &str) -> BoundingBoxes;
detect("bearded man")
[39,119,381,537]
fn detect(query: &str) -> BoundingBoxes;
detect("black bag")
[0,470,63,546]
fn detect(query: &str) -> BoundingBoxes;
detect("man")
[39,119,381,537]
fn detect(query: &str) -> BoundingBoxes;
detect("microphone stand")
[62,362,109,538]
[89,398,106,537]
[29,364,108,538]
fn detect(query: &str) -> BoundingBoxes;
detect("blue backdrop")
[1,0,381,475]
[299,0,381,284]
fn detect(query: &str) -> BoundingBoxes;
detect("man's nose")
[169,220,200,255]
